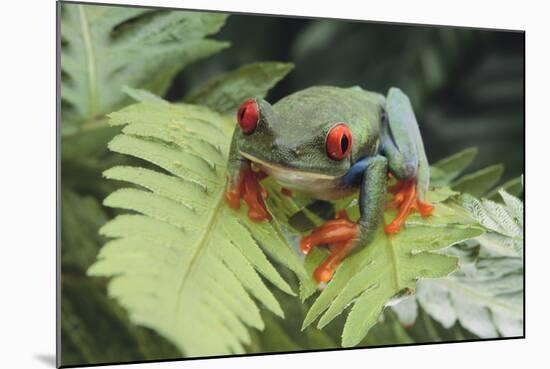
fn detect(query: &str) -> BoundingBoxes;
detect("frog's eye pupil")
[326,123,353,161]
[341,135,349,153]
[237,99,259,134]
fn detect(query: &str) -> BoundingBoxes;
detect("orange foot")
[300,210,359,283]
[225,164,271,222]
[384,178,434,234]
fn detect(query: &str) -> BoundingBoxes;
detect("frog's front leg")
[381,88,434,234]
[225,131,271,222]
[300,155,388,283]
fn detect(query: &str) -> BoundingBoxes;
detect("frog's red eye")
[237,99,259,134]
[326,123,352,161]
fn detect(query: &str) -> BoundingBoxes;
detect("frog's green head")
[234,98,357,178]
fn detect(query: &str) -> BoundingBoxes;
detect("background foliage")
[60,3,524,366]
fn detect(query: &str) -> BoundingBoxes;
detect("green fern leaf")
[430,147,478,187]
[487,176,523,200]
[61,117,120,161]
[62,189,108,270]
[61,275,181,366]
[301,190,484,347]
[451,164,504,197]
[393,190,523,338]
[88,102,307,356]
[60,3,228,132]
[122,86,169,105]
[185,62,294,114]
[431,147,516,198]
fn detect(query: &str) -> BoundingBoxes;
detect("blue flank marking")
[342,156,371,186]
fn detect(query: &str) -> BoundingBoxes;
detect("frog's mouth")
[240,151,337,180]
[240,151,355,200]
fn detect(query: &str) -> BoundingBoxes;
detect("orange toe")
[313,240,356,283]
[314,266,335,284]
[416,200,434,217]
[300,212,359,283]
[225,164,271,222]
[384,178,433,234]
[225,187,241,209]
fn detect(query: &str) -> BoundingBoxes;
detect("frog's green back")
[272,86,385,160]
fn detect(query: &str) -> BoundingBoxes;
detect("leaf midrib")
[77,5,98,118]
[387,235,401,291]
[175,188,225,314]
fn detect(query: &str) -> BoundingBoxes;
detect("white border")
[3,0,545,368]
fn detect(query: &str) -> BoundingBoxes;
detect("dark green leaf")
[487,176,524,200]
[430,147,478,186]
[451,164,504,197]
[184,62,294,113]
[61,3,228,131]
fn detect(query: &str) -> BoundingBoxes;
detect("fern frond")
[394,190,524,338]
[463,193,523,252]
[62,189,108,270]
[184,62,294,114]
[487,176,524,200]
[430,146,522,199]
[430,147,478,187]
[301,190,484,347]
[60,3,228,131]
[61,275,181,366]
[88,102,307,356]
[451,164,504,197]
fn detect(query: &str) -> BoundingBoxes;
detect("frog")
[225,86,434,283]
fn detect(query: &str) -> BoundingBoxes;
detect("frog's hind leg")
[382,88,434,234]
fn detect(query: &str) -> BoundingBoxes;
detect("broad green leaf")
[394,190,523,338]
[61,275,181,366]
[61,3,228,132]
[430,147,478,187]
[430,147,512,199]
[61,118,120,161]
[88,102,307,357]
[451,164,504,197]
[487,175,524,201]
[61,189,108,270]
[185,62,294,114]
[301,189,484,347]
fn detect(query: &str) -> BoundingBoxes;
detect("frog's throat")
[239,151,337,180]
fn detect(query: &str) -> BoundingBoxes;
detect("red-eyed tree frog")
[225,86,433,283]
